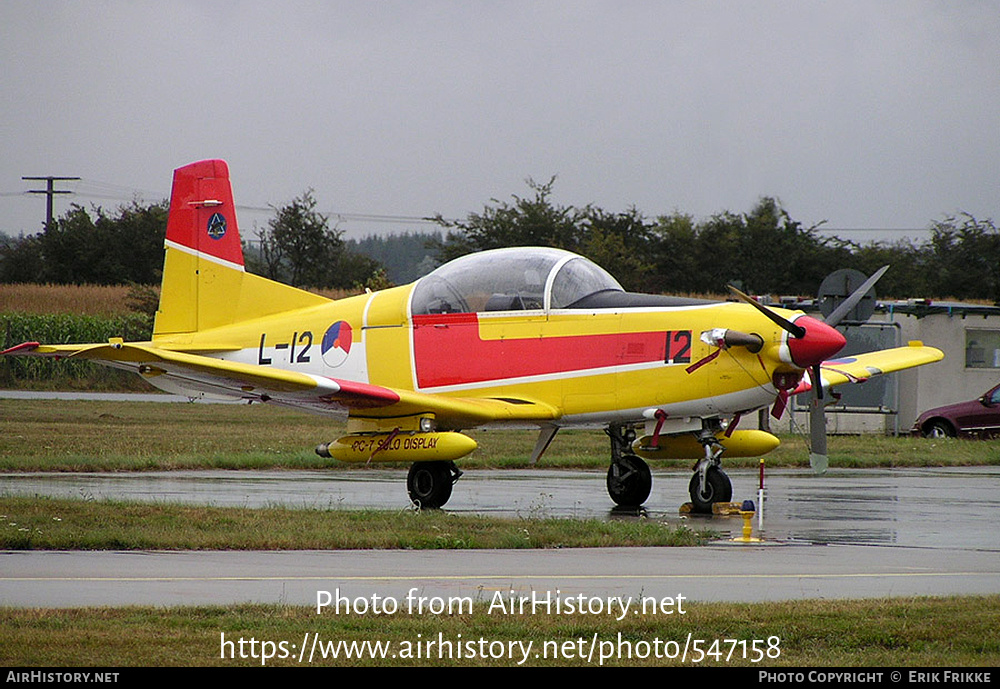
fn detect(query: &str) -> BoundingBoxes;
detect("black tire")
[606,454,652,506]
[688,466,732,514]
[923,420,956,438]
[407,461,454,509]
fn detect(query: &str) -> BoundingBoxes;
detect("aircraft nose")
[786,316,846,368]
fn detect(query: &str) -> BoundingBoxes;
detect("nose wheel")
[688,465,732,513]
[687,424,733,513]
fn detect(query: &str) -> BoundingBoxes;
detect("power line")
[817,228,930,233]
[233,202,444,226]
[22,175,80,229]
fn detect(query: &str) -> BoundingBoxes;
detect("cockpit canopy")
[411,247,625,315]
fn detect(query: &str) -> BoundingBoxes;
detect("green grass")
[2,597,997,666]
[0,399,339,471]
[0,495,709,550]
[3,399,999,472]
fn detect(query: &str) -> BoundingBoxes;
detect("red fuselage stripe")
[412,313,667,388]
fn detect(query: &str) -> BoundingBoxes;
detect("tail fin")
[154,160,328,337]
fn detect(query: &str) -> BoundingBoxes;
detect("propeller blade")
[727,286,805,338]
[823,265,889,327]
[801,266,888,474]
[809,396,829,475]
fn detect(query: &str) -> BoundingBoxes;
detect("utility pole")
[22,175,80,229]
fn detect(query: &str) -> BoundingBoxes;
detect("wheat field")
[1,284,139,315]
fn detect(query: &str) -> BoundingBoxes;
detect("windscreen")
[410,248,623,314]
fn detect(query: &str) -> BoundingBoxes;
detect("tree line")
[431,178,999,302]
[1,201,168,285]
[1,183,997,303]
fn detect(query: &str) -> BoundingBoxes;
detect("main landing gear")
[406,461,463,509]
[605,424,652,507]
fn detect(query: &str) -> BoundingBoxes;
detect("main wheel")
[923,420,956,438]
[407,461,455,509]
[688,466,732,513]
[607,454,652,506]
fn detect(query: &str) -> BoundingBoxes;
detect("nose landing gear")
[689,425,732,513]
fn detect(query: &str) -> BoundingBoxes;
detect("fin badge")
[207,212,227,240]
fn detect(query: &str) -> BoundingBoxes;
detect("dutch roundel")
[321,321,353,367]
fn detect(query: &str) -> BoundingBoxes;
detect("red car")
[912,382,1000,438]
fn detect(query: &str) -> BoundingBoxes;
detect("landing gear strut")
[688,423,732,513]
[407,461,463,509]
[605,424,652,507]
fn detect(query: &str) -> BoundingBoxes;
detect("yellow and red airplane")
[3,160,944,510]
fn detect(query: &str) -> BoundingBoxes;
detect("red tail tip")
[165,159,243,267]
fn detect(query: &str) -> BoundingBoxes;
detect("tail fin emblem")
[207,212,228,240]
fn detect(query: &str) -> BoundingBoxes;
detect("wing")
[798,341,943,394]
[1,340,558,428]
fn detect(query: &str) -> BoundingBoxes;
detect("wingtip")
[1,341,41,356]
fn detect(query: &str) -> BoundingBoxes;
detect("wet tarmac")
[3,466,999,549]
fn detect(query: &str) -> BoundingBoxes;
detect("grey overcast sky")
[1,1,997,243]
